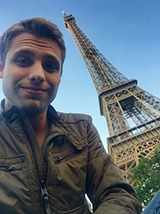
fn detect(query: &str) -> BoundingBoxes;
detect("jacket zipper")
[19,116,51,214]
[41,180,51,214]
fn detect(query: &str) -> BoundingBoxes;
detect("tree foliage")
[132,148,160,206]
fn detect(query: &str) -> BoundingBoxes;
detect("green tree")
[132,148,160,206]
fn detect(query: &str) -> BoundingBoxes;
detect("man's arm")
[86,117,142,214]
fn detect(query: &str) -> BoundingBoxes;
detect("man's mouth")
[21,86,47,95]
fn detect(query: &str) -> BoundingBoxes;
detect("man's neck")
[27,110,49,148]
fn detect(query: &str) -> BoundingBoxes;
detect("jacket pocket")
[55,145,88,164]
[0,154,32,214]
[0,154,25,171]
[49,135,88,164]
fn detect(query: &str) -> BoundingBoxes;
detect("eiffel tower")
[62,12,160,181]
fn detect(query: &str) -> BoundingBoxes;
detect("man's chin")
[20,104,47,116]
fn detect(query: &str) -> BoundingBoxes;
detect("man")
[0,17,141,213]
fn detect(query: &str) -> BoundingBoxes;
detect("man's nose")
[29,63,45,84]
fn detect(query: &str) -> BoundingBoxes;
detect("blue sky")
[0,0,160,150]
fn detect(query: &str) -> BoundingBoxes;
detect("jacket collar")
[0,100,85,150]
[1,99,24,123]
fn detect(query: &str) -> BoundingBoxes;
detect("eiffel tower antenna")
[61,9,66,16]
[62,12,160,182]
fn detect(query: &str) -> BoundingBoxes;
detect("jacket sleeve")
[85,116,142,214]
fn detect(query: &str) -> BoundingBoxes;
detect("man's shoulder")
[57,112,92,124]
[48,105,93,125]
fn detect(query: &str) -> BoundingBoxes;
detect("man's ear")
[0,62,3,78]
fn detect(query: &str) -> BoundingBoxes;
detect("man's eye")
[16,57,32,67]
[43,62,59,73]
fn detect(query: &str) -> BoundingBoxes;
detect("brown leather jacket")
[0,103,141,213]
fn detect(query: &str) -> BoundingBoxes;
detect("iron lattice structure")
[63,12,160,181]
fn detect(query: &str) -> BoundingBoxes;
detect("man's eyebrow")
[14,50,60,61]
[44,55,59,61]
[13,49,35,56]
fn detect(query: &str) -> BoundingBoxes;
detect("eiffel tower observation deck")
[62,11,160,181]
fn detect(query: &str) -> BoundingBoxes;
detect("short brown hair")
[0,17,66,68]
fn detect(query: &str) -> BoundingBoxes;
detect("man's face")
[0,33,62,115]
